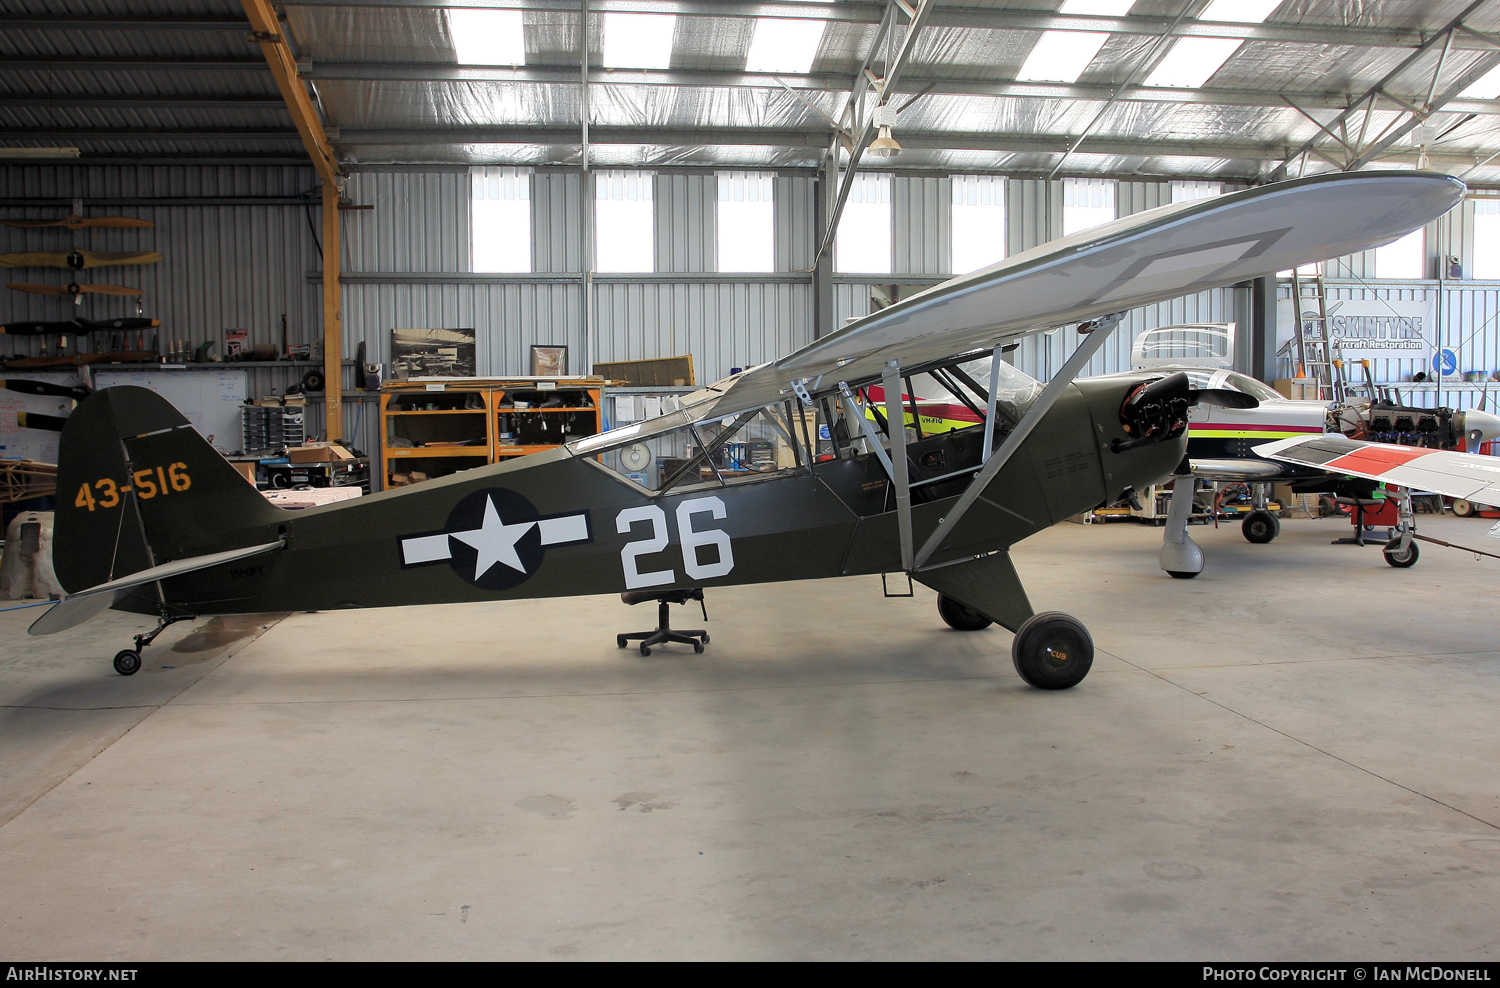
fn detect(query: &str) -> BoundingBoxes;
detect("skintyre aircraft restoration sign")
[1279,297,1436,357]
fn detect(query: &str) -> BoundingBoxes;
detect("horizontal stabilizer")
[29,540,283,637]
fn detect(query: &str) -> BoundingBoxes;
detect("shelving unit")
[380,377,604,488]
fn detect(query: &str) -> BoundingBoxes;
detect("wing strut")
[912,313,1123,572]
[883,360,916,572]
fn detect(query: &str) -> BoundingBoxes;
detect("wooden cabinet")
[380,378,604,488]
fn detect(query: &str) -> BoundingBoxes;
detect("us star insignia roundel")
[398,488,592,591]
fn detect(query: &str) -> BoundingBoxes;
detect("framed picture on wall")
[392,328,476,379]
[531,344,568,376]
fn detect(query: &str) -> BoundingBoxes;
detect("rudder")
[55,386,282,594]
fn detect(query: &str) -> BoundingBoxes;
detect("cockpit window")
[581,401,812,494]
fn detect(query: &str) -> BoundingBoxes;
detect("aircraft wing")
[687,171,1462,421]
[1255,435,1500,511]
[29,540,284,637]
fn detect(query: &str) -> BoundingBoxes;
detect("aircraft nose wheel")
[1241,509,1280,544]
[1011,612,1093,690]
[113,649,142,676]
[937,594,993,631]
[1383,536,1419,568]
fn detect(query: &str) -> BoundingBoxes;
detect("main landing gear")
[1241,509,1280,544]
[112,609,192,676]
[933,595,1094,690]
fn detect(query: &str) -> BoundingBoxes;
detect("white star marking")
[449,495,536,580]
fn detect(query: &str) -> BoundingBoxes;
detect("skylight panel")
[602,12,676,70]
[1199,0,1282,23]
[746,17,826,74]
[447,8,525,66]
[1017,31,1112,84]
[1143,36,1242,88]
[1461,65,1500,100]
[1017,1,1135,85]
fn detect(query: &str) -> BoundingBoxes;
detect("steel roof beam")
[9,59,1475,116]
[12,124,1499,167]
[275,0,1500,49]
[1271,0,1499,180]
[0,96,284,110]
[0,58,265,71]
[0,16,251,30]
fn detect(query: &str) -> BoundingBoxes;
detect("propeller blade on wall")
[1,215,153,230]
[0,250,163,270]
[8,282,143,298]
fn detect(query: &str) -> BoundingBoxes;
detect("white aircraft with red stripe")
[1253,434,1500,565]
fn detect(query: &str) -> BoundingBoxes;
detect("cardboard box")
[231,461,258,485]
[287,443,354,464]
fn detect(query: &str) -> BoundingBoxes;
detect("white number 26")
[616,496,735,589]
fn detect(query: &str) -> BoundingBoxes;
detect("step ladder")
[1289,272,1342,401]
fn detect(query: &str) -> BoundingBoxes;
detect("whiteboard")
[94,368,249,454]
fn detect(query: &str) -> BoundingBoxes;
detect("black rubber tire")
[1011,612,1094,690]
[1241,509,1279,544]
[1453,498,1475,517]
[701,633,709,644]
[617,635,627,648]
[936,593,994,631]
[639,644,651,656]
[693,642,704,654]
[1383,537,1419,568]
[1167,570,1200,579]
[113,649,142,676]
[301,369,325,393]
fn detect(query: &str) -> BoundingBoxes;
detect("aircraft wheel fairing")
[1241,509,1279,544]
[937,594,993,631]
[1383,537,1419,568]
[1011,612,1093,690]
[113,649,141,676]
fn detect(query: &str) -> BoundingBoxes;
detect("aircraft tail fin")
[54,385,282,595]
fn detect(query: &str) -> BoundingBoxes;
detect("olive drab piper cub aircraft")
[30,172,1466,689]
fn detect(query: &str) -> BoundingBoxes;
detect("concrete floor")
[0,512,1497,960]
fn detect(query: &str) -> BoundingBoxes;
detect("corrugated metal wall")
[6,164,1500,441]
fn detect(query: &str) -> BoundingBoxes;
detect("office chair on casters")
[618,588,708,656]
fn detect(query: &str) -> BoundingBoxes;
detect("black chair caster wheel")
[639,644,651,656]
[113,649,142,676]
[700,633,709,644]
[693,642,704,653]
[617,635,627,648]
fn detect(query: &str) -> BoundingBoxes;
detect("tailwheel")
[937,594,993,631]
[1011,612,1093,690]
[1383,536,1419,568]
[1241,509,1279,544]
[113,649,142,676]
[1452,499,1475,517]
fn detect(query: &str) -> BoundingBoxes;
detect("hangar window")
[1474,200,1500,279]
[470,166,532,274]
[1374,227,1426,279]
[446,8,525,65]
[950,175,1006,274]
[717,171,775,273]
[595,170,655,273]
[836,172,893,274]
[1062,177,1116,236]
[602,13,676,69]
[1170,180,1221,202]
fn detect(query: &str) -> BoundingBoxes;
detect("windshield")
[1185,369,1282,402]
